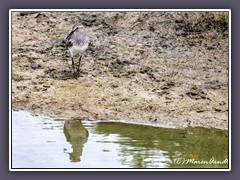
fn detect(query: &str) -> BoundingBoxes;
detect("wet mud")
[12,11,229,129]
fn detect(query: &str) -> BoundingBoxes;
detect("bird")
[65,23,90,77]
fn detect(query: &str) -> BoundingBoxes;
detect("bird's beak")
[65,28,78,40]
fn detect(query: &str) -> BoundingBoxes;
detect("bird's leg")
[71,57,75,74]
[77,55,82,74]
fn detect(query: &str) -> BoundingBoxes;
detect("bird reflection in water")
[63,120,89,162]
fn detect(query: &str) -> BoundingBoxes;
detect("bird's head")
[72,23,85,31]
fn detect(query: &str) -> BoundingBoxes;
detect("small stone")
[175,30,186,36]
[31,63,42,70]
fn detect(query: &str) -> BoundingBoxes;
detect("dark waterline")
[11,110,228,169]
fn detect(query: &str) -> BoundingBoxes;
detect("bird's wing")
[65,40,73,48]
[65,29,77,48]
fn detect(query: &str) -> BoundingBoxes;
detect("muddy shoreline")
[12,11,229,130]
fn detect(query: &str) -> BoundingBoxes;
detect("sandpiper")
[65,23,89,77]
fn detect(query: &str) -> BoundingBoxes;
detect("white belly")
[69,43,88,57]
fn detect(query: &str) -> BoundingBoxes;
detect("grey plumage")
[64,23,89,78]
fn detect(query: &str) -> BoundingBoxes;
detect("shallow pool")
[11,110,228,169]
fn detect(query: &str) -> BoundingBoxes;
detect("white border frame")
[9,9,231,171]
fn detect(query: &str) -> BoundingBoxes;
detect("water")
[11,110,228,169]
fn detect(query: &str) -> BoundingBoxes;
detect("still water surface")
[12,110,228,169]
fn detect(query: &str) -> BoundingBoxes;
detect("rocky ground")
[11,11,229,129]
